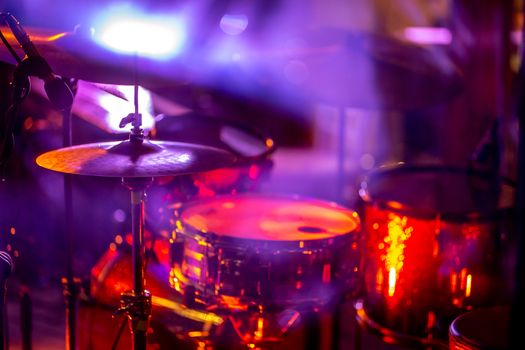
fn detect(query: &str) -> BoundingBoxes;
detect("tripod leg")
[20,287,31,350]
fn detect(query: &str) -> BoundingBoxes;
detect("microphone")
[1,12,74,110]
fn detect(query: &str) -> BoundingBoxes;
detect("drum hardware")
[0,251,13,350]
[34,39,237,349]
[20,287,31,350]
[1,13,81,350]
[511,9,525,347]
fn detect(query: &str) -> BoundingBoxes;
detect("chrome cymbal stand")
[114,63,153,350]
[117,175,153,350]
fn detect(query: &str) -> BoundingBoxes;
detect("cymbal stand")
[118,176,153,350]
[115,65,153,350]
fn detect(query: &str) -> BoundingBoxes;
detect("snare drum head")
[361,165,515,219]
[179,194,359,241]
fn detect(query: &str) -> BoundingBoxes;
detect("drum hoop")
[359,164,516,222]
[174,193,361,249]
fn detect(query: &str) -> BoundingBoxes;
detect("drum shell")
[449,306,510,350]
[82,239,346,349]
[358,166,516,340]
[172,194,362,309]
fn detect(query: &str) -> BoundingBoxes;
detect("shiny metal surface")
[359,166,516,343]
[35,139,237,177]
[172,194,362,309]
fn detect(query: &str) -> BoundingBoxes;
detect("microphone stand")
[1,251,14,350]
[511,39,525,349]
[61,77,79,350]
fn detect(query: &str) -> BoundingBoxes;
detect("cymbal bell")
[35,139,237,177]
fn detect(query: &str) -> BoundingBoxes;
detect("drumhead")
[178,194,360,241]
[360,165,515,220]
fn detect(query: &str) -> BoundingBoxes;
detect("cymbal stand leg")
[120,177,153,350]
[62,276,79,350]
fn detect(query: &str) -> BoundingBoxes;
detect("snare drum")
[170,194,361,309]
[357,165,516,344]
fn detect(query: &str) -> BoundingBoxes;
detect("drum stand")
[117,176,153,350]
[114,103,153,350]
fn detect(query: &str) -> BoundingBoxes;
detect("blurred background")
[0,0,521,349]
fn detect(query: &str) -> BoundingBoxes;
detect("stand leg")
[121,178,153,350]
[62,276,79,350]
[61,82,78,350]
[130,188,145,295]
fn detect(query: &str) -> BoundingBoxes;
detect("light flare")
[403,27,452,45]
[92,6,186,59]
[388,267,397,297]
[384,214,412,297]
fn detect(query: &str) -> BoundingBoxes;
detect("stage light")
[92,6,186,59]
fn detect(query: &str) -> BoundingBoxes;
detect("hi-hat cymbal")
[35,139,237,177]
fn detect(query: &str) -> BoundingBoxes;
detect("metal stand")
[60,78,79,350]
[118,177,153,350]
[0,251,13,350]
[116,80,153,350]
[511,53,525,350]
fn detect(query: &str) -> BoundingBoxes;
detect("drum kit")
[0,9,519,350]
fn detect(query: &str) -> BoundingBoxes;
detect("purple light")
[220,14,249,36]
[404,27,452,45]
[92,5,186,59]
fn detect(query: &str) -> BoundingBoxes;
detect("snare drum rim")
[173,193,361,250]
[359,164,516,222]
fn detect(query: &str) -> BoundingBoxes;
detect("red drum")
[170,194,361,310]
[449,306,510,350]
[356,165,515,345]
[147,114,275,234]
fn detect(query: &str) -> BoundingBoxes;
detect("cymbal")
[1,26,462,110]
[0,26,179,86]
[35,139,237,177]
[249,28,463,110]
